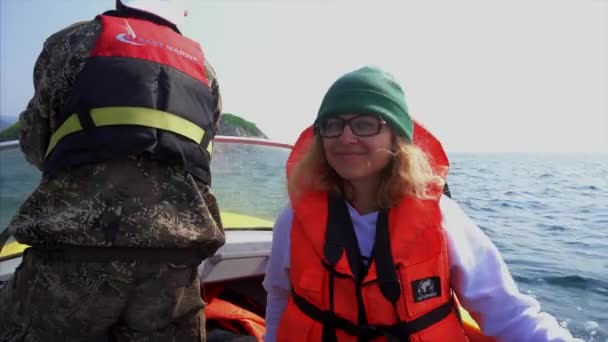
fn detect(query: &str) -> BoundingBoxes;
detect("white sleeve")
[440,195,582,342]
[262,205,293,342]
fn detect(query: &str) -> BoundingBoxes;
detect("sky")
[1,0,607,152]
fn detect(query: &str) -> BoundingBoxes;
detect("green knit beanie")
[315,66,413,141]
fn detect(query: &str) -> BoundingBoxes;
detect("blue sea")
[448,153,608,341]
[1,145,607,341]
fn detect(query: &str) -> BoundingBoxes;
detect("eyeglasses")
[316,115,387,138]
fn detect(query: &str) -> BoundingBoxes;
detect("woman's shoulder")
[272,205,295,242]
[438,194,468,226]
[438,195,491,244]
[276,205,294,226]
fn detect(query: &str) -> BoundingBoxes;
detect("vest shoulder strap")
[373,208,402,303]
[325,195,365,281]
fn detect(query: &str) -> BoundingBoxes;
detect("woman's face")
[321,114,394,184]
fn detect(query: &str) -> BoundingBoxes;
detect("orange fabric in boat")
[205,297,266,342]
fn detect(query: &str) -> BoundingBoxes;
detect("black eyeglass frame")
[315,114,387,138]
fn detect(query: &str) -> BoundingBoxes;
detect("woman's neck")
[346,177,381,215]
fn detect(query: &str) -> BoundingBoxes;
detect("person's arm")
[19,36,55,169]
[440,196,581,342]
[203,59,222,140]
[262,206,294,342]
[19,21,97,169]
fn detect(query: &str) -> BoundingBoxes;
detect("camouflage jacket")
[9,17,225,254]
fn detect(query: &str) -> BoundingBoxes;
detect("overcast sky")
[2,0,607,152]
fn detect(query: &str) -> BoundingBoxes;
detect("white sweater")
[262,195,580,342]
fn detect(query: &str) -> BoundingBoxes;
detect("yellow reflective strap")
[46,107,206,157]
[91,107,205,143]
[0,241,29,258]
[46,114,84,157]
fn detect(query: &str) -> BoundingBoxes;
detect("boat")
[0,136,494,341]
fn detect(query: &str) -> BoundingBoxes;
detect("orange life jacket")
[277,123,468,341]
[205,298,266,342]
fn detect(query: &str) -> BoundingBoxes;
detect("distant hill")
[0,122,18,142]
[0,113,267,143]
[218,113,268,139]
[0,116,18,130]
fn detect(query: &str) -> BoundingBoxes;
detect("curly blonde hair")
[288,135,445,208]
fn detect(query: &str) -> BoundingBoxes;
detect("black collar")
[104,7,181,34]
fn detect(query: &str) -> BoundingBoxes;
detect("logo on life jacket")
[116,20,145,45]
[412,277,441,302]
[114,19,198,61]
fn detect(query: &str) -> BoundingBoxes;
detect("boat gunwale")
[0,136,294,152]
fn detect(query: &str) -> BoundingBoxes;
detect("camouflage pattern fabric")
[0,248,206,342]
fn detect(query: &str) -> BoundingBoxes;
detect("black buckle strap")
[73,97,96,131]
[321,260,353,279]
[292,290,383,340]
[76,109,96,131]
[292,289,454,340]
[384,302,453,336]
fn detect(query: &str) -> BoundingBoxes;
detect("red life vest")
[45,14,216,184]
[277,123,468,341]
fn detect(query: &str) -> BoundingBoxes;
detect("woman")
[263,66,579,341]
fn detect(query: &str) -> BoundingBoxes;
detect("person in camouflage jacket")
[0,1,225,341]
